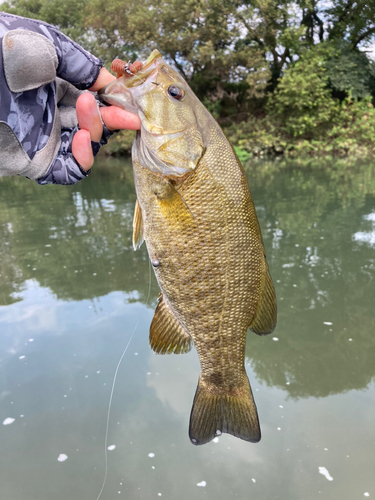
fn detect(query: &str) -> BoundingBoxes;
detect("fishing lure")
[111,58,143,79]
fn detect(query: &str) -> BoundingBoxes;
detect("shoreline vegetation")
[2,0,375,160]
[104,95,375,160]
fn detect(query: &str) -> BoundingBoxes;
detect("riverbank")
[103,96,375,161]
[226,97,375,160]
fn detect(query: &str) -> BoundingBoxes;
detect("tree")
[326,0,375,49]
[268,45,339,138]
[0,0,89,44]
[326,41,375,99]
[2,0,375,145]
[87,0,270,112]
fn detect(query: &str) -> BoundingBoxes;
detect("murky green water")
[1,157,374,500]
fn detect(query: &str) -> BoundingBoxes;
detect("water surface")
[1,157,374,500]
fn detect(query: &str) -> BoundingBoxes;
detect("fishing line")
[95,258,152,500]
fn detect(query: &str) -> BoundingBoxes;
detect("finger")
[88,67,141,130]
[89,68,116,91]
[76,92,103,143]
[100,105,141,131]
[72,129,94,171]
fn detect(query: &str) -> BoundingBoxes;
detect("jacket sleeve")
[0,12,103,90]
[0,13,111,185]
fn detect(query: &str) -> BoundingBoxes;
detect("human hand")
[0,13,141,185]
[72,68,141,170]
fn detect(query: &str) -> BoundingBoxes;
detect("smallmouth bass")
[99,51,277,445]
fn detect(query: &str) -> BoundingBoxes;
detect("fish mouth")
[98,50,162,114]
[98,87,184,136]
[97,81,138,114]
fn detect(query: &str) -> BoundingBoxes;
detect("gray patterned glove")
[0,12,112,185]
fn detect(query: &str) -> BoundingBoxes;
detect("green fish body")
[99,50,277,445]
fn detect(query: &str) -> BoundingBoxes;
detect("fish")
[99,50,277,445]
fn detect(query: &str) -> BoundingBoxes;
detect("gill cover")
[99,50,205,178]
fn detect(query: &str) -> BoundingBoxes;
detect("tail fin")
[189,376,261,445]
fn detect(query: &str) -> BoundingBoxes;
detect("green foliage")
[0,0,89,44]
[224,116,286,157]
[285,96,375,157]
[326,42,375,99]
[326,0,375,49]
[86,0,271,109]
[2,0,375,158]
[326,97,375,156]
[268,46,339,138]
[227,96,375,159]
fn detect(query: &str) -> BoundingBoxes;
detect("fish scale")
[99,49,277,445]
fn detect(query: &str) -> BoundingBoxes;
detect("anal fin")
[249,265,277,335]
[132,199,144,250]
[150,294,192,354]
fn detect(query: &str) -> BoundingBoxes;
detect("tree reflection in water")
[1,157,374,401]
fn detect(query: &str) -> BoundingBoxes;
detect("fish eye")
[167,85,185,101]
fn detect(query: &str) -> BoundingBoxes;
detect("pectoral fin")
[248,265,277,335]
[155,181,197,228]
[132,199,144,250]
[150,294,192,354]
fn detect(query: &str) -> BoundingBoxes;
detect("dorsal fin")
[248,265,277,335]
[150,294,192,354]
[132,199,144,250]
